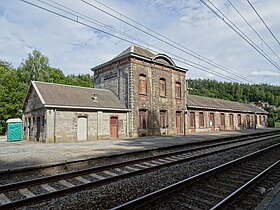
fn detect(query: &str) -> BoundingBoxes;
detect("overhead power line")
[246,0,280,47]
[81,0,253,83]
[227,0,280,62]
[20,0,243,83]
[200,0,280,71]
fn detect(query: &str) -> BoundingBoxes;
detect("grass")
[275,121,280,128]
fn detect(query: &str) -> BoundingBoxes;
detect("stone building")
[186,95,267,133]
[22,45,268,142]
[92,45,187,137]
[22,81,129,143]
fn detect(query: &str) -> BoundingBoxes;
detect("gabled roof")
[23,81,129,111]
[187,94,268,114]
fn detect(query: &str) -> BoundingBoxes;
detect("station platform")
[0,128,279,208]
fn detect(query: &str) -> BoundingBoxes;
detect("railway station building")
[22,45,268,142]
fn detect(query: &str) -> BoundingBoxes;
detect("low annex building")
[186,95,268,133]
[22,81,130,143]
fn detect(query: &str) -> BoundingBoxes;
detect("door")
[220,113,225,131]
[210,113,215,131]
[176,112,181,133]
[77,117,87,141]
[110,116,118,139]
[36,117,40,141]
[246,115,250,128]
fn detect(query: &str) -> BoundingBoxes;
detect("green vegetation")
[0,50,94,134]
[275,121,280,128]
[188,79,280,106]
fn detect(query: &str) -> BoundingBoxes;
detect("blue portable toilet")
[6,118,23,141]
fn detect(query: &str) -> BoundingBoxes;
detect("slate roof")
[29,81,129,111]
[114,45,155,59]
[187,95,268,114]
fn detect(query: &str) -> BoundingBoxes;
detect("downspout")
[54,108,56,143]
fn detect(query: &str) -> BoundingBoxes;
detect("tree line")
[0,50,93,134]
[188,79,280,107]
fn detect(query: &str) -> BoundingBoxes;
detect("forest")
[1,50,280,134]
[0,50,93,134]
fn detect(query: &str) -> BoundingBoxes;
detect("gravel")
[21,137,280,210]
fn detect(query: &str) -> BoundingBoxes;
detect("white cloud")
[251,70,280,76]
[0,0,279,85]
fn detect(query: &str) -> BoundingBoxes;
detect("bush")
[267,118,275,127]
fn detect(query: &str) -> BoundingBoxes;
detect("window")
[259,116,261,125]
[175,82,181,98]
[209,113,215,127]
[159,78,166,96]
[159,110,168,128]
[139,109,148,129]
[139,74,147,94]
[238,114,241,126]
[190,112,195,127]
[221,113,225,126]
[199,112,204,127]
[229,114,234,126]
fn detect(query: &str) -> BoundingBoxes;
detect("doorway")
[77,116,87,141]
[176,112,182,133]
[110,116,118,139]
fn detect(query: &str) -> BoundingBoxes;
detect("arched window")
[199,112,204,127]
[159,78,166,96]
[139,74,147,94]
[175,82,181,98]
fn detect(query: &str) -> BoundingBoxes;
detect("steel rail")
[0,133,279,209]
[110,142,280,210]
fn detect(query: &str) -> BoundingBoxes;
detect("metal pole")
[54,108,56,143]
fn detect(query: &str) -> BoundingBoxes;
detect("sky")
[1,0,280,85]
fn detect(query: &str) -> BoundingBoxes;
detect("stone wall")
[186,109,267,133]
[45,109,128,143]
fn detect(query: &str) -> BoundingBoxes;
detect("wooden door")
[110,116,118,139]
[77,117,87,141]
[246,115,250,128]
[220,113,225,131]
[176,112,181,133]
[210,113,215,131]
[36,117,40,141]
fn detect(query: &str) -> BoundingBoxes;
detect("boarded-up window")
[159,78,166,96]
[139,110,148,129]
[221,113,225,126]
[139,74,147,94]
[175,82,181,98]
[209,113,214,127]
[190,112,195,127]
[199,112,204,127]
[238,114,241,126]
[229,114,234,126]
[246,115,250,126]
[160,110,168,128]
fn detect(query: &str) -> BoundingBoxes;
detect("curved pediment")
[152,54,175,66]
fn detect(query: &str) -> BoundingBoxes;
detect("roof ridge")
[33,81,110,92]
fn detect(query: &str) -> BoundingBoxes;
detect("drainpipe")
[54,108,56,143]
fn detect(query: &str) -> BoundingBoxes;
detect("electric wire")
[20,0,241,83]
[81,0,253,83]
[227,0,280,61]
[89,0,253,83]
[247,0,280,47]
[200,0,280,71]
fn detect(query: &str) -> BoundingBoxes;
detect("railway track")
[0,132,279,209]
[111,142,280,210]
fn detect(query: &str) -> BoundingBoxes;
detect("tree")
[0,62,26,134]
[17,49,50,84]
